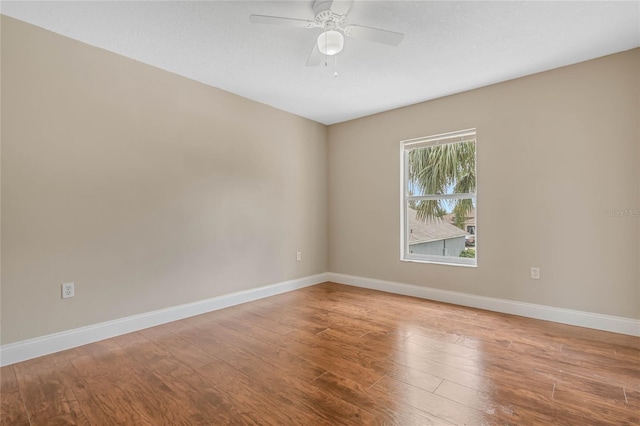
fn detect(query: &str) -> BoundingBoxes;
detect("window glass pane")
[406,140,476,196]
[406,199,476,261]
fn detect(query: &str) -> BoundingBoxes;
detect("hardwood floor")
[2,282,639,425]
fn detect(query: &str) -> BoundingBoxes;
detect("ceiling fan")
[249,0,404,66]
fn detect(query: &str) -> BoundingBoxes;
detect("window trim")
[400,129,477,267]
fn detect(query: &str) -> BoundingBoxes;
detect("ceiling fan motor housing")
[313,0,347,29]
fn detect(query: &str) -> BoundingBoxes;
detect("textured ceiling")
[2,1,639,125]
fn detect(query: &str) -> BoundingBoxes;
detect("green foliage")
[452,212,466,230]
[459,248,476,258]
[412,200,446,219]
[408,140,476,222]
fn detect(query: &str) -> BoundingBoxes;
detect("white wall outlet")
[62,282,75,299]
[296,251,302,261]
[530,267,540,280]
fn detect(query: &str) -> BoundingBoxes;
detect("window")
[401,129,477,266]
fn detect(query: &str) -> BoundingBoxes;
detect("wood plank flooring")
[2,282,639,425]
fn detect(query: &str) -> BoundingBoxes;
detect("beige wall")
[2,16,639,348]
[1,17,328,345]
[329,49,640,319]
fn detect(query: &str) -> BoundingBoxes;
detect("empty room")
[1,1,639,425]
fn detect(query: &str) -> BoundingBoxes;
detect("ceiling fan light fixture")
[317,30,344,55]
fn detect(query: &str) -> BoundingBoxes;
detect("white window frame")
[400,129,477,267]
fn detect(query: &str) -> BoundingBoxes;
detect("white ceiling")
[2,1,639,125]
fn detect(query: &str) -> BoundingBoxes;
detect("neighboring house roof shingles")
[407,208,469,245]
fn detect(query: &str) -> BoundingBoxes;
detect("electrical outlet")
[530,267,540,280]
[62,282,75,299]
[296,251,302,261]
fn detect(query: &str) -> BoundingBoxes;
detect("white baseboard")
[327,272,640,337]
[0,273,330,367]
[2,271,637,366]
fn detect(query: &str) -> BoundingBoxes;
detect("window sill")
[401,257,477,268]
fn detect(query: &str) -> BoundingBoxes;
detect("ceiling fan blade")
[344,24,404,46]
[306,43,323,67]
[329,0,354,16]
[249,14,316,28]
